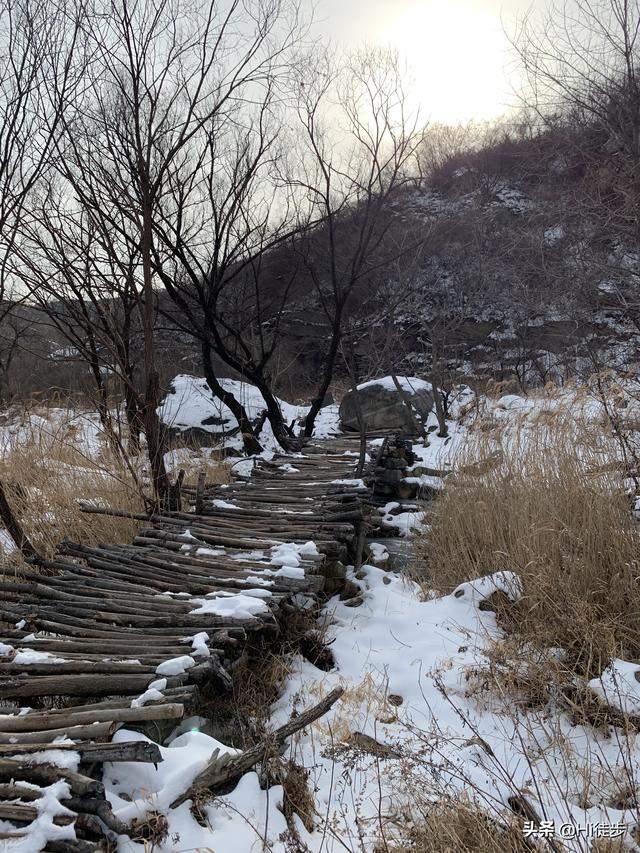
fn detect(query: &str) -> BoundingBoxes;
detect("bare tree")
[152,92,307,453]
[512,1,640,256]
[287,47,424,438]
[514,1,640,151]
[0,0,82,554]
[16,181,147,464]
[49,0,310,465]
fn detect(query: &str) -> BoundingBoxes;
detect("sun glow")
[375,0,509,122]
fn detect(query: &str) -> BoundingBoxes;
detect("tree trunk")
[430,347,448,438]
[123,384,142,456]
[431,379,448,438]
[251,373,300,452]
[344,333,367,475]
[303,310,343,438]
[390,374,427,439]
[140,195,170,504]
[88,355,122,459]
[0,480,39,561]
[201,340,263,455]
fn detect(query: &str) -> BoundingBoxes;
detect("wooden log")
[0,672,187,699]
[0,782,42,801]
[0,577,197,618]
[1,632,241,656]
[58,542,317,595]
[0,637,205,656]
[0,661,163,677]
[0,720,119,744]
[64,795,130,835]
[0,759,104,796]
[171,687,343,808]
[0,801,74,825]
[0,603,263,638]
[0,702,184,733]
[0,740,162,763]
[0,650,221,665]
[4,687,196,718]
[44,839,100,852]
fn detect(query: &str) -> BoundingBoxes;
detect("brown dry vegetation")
[384,796,533,853]
[414,409,640,677]
[0,403,230,565]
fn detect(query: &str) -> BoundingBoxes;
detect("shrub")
[415,414,640,676]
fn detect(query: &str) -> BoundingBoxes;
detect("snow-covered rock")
[339,376,433,433]
[157,374,341,452]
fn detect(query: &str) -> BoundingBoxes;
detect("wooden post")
[195,471,206,515]
[0,480,39,561]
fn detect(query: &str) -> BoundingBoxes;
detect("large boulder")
[339,376,433,434]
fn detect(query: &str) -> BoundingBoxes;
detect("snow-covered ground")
[103,383,640,849]
[90,562,640,851]
[4,376,640,850]
[158,374,341,455]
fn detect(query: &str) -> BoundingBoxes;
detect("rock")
[339,378,433,434]
[397,479,418,500]
[347,731,402,759]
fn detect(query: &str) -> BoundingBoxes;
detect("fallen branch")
[170,686,343,808]
[0,479,40,561]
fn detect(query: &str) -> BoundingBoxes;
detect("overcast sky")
[312,0,547,122]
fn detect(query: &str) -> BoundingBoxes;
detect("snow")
[211,499,239,509]
[357,375,431,392]
[452,570,523,604]
[544,225,565,244]
[331,477,366,489]
[13,749,80,771]
[102,563,640,851]
[103,730,284,852]
[7,382,640,850]
[0,528,17,554]
[157,375,340,453]
[188,632,210,658]
[131,687,165,708]
[404,473,445,491]
[588,659,640,716]
[189,592,269,619]
[49,345,80,360]
[155,655,195,676]
[269,540,318,571]
[368,542,389,563]
[379,503,426,536]
[12,649,67,664]
[0,780,76,852]
[195,546,225,557]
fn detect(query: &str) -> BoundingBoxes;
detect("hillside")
[4,128,636,407]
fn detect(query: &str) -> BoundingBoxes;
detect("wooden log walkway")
[0,435,371,850]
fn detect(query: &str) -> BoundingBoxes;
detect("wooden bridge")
[0,436,371,851]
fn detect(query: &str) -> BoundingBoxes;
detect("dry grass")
[280,758,317,833]
[0,408,143,563]
[0,402,230,566]
[384,796,533,853]
[415,412,640,676]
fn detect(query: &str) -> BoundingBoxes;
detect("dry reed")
[415,410,640,676]
[0,402,229,565]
